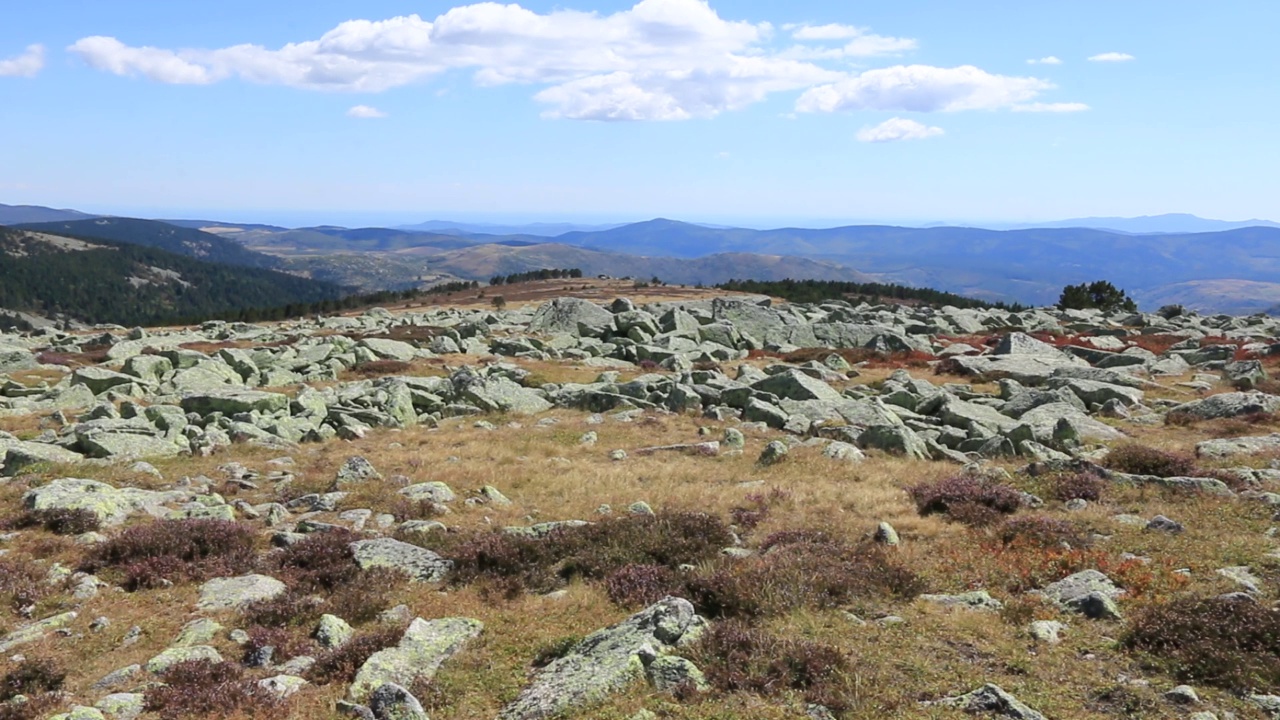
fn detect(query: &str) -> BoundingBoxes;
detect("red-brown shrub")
[998,515,1093,550]
[1124,595,1280,691]
[306,626,406,686]
[691,621,852,713]
[604,564,682,608]
[908,475,1023,525]
[1048,471,1105,502]
[144,660,284,720]
[83,519,257,590]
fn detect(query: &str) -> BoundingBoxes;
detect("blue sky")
[2,1,1277,228]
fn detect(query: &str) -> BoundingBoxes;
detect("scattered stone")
[498,597,707,720]
[258,675,309,700]
[369,682,428,720]
[1029,620,1066,644]
[348,617,484,702]
[929,683,1046,720]
[921,591,1003,612]
[196,574,287,611]
[315,614,355,649]
[1146,515,1184,534]
[757,440,788,466]
[350,538,452,582]
[1164,685,1200,705]
[145,645,223,674]
[873,521,899,546]
[1038,570,1123,620]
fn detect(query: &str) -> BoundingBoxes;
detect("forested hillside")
[16,218,281,269]
[0,229,342,326]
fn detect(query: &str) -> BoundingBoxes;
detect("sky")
[1,0,1277,228]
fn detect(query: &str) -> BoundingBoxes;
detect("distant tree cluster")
[1056,280,1137,313]
[715,278,1025,311]
[199,280,482,324]
[488,268,583,286]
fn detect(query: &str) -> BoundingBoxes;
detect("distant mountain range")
[0,203,97,225]
[6,202,1280,314]
[395,220,624,236]
[999,213,1280,234]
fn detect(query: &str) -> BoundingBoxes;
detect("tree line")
[715,279,1027,311]
[488,268,583,285]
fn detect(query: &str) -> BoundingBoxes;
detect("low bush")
[306,625,406,686]
[1103,444,1198,478]
[997,515,1093,550]
[728,488,791,532]
[83,519,257,590]
[0,558,62,615]
[0,657,64,701]
[1123,595,1280,691]
[530,635,582,669]
[1047,471,1105,502]
[446,511,734,596]
[908,475,1023,526]
[351,359,412,377]
[691,621,852,713]
[604,564,683,608]
[145,660,283,720]
[248,530,407,626]
[686,532,922,619]
[3,508,101,536]
[0,657,65,720]
[242,625,315,665]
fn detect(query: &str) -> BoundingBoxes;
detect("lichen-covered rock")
[335,455,383,486]
[921,590,1003,612]
[0,611,77,652]
[350,538,452,582]
[145,645,224,674]
[757,440,788,466]
[315,613,355,649]
[179,390,290,416]
[644,654,708,693]
[398,482,455,504]
[196,574,287,611]
[369,682,429,720]
[173,617,223,646]
[3,441,86,475]
[347,617,483,702]
[1170,391,1280,420]
[257,674,308,700]
[498,596,707,720]
[94,692,145,720]
[929,683,1046,720]
[1038,570,1123,619]
[1196,434,1280,459]
[23,477,190,526]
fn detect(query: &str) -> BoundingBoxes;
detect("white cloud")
[347,104,387,118]
[0,44,45,78]
[789,23,860,40]
[797,64,1052,114]
[856,117,944,143]
[1088,52,1135,62]
[65,0,1078,121]
[1012,102,1089,113]
[787,23,916,57]
[69,37,214,83]
[1027,56,1061,65]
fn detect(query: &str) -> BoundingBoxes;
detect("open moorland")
[1,284,1280,719]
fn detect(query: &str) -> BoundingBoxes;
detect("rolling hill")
[0,203,97,225]
[17,218,282,270]
[0,228,343,326]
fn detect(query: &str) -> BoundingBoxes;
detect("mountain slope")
[0,228,342,326]
[1009,213,1280,234]
[410,242,870,286]
[0,203,97,225]
[17,218,282,269]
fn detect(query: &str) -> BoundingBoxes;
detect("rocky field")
[1,291,1280,719]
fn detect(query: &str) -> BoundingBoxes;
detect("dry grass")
[4,301,1280,718]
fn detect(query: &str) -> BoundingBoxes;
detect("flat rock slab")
[347,617,483,702]
[350,538,452,582]
[23,477,190,526]
[197,574,287,611]
[180,390,290,417]
[498,596,706,720]
[0,611,77,653]
[1196,434,1280,459]
[145,645,224,674]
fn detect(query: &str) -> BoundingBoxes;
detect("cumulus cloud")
[347,104,387,118]
[786,23,916,56]
[0,44,45,78]
[856,117,944,143]
[1012,102,1089,113]
[1088,52,1134,62]
[796,64,1051,114]
[66,0,1079,121]
[1027,56,1061,65]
